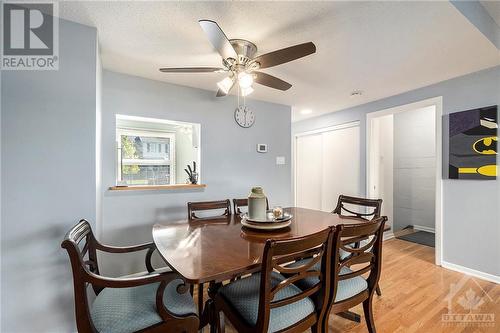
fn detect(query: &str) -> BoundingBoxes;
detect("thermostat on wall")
[257,144,268,153]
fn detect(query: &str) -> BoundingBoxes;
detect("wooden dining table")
[152,207,388,331]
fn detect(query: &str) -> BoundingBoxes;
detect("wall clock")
[234,105,255,128]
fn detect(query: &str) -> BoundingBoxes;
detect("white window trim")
[116,128,176,185]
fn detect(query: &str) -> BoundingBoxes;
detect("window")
[117,129,175,185]
[115,115,200,187]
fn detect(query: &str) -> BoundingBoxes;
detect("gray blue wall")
[293,66,500,277]
[1,21,292,333]
[1,20,98,332]
[100,71,292,276]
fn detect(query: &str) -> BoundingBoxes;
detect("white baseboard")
[413,225,435,233]
[383,231,395,241]
[441,260,500,284]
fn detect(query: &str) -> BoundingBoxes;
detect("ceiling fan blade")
[199,20,238,60]
[251,42,316,69]
[254,72,292,91]
[159,67,224,73]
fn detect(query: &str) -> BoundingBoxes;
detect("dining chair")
[187,199,231,220]
[213,227,333,333]
[333,194,383,296]
[287,217,387,333]
[61,219,199,333]
[233,198,270,215]
[326,217,386,332]
[186,199,232,316]
[332,195,382,220]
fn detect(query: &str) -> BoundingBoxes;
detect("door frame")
[366,96,443,266]
[293,121,360,208]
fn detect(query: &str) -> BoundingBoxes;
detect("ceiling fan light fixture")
[160,20,316,98]
[241,86,254,97]
[217,76,234,94]
[238,72,254,89]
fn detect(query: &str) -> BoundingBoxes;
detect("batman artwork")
[449,105,497,180]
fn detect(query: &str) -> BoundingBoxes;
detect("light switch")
[276,156,286,165]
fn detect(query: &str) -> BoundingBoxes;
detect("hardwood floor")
[217,239,500,332]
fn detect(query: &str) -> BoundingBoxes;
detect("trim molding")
[366,96,443,266]
[293,120,360,138]
[442,260,500,284]
[413,225,435,233]
[383,231,395,241]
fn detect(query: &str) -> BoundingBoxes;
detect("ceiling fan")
[159,20,316,97]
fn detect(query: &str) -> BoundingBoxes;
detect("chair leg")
[321,313,330,333]
[215,310,225,333]
[338,311,361,323]
[363,297,376,333]
[198,284,204,318]
[375,284,382,296]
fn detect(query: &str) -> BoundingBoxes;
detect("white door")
[295,133,323,210]
[321,126,360,211]
[295,124,360,211]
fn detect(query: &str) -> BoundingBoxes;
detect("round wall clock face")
[234,106,255,128]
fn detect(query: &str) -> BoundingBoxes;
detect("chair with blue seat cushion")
[214,227,334,333]
[218,272,315,332]
[91,279,197,333]
[324,217,387,333]
[61,219,199,333]
[284,262,368,302]
[332,194,383,296]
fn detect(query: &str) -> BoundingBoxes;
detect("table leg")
[198,284,204,318]
[207,281,222,333]
[199,305,208,333]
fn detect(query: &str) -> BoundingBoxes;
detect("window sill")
[109,184,206,191]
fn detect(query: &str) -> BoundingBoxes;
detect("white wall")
[175,126,199,184]
[100,71,292,276]
[293,66,500,277]
[393,106,436,232]
[370,115,394,231]
[1,19,97,332]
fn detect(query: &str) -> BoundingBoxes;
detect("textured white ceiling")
[59,1,500,121]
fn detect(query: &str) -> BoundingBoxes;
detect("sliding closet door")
[321,125,360,211]
[295,124,360,211]
[295,133,322,210]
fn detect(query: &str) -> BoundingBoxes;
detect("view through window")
[116,115,200,186]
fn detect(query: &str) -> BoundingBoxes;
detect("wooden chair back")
[332,195,382,220]
[331,216,387,303]
[187,199,231,220]
[256,228,333,332]
[232,198,270,215]
[61,220,103,332]
[61,220,195,333]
